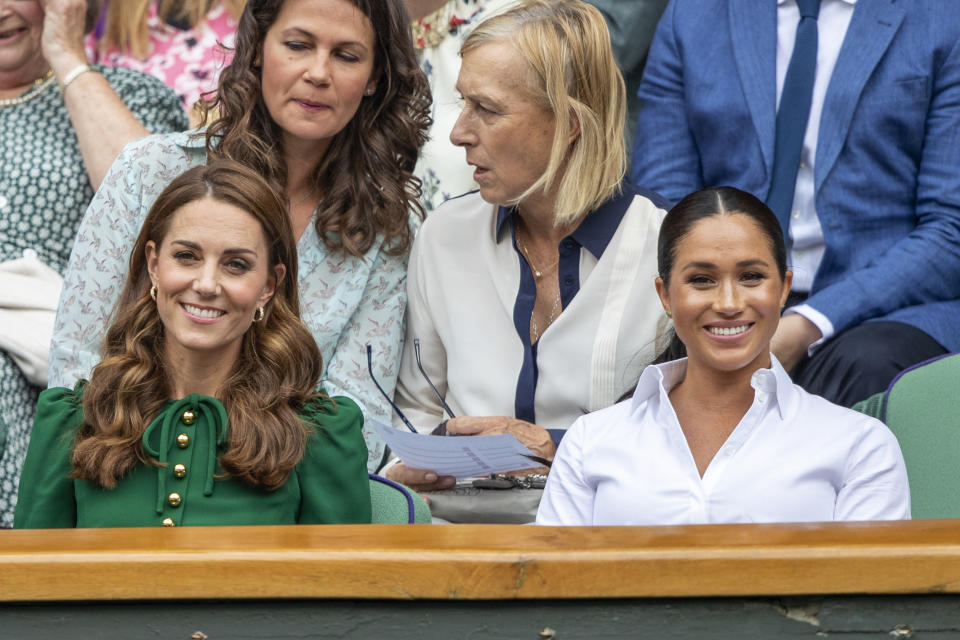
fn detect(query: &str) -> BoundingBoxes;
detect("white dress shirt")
[776,0,856,343]
[393,189,672,435]
[537,355,910,525]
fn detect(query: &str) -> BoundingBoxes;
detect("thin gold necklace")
[0,70,55,109]
[515,226,559,279]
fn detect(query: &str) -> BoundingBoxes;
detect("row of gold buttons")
[160,410,197,527]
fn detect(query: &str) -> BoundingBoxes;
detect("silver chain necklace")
[530,289,561,343]
[288,184,317,208]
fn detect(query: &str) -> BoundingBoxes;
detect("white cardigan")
[393,190,671,433]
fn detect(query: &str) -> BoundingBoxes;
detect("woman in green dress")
[14,160,371,528]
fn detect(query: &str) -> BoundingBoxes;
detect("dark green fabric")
[853,354,960,519]
[13,387,371,528]
[851,392,886,421]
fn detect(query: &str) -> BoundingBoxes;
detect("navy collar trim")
[494,183,642,259]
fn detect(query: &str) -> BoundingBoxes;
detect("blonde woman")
[387,0,672,519]
[86,0,246,125]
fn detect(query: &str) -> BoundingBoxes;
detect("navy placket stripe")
[496,182,661,426]
[510,219,540,423]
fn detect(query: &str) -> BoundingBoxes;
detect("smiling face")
[450,40,557,211]
[656,213,792,376]
[0,0,46,87]
[146,197,283,370]
[259,0,377,161]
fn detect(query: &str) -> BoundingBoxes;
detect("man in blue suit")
[633,0,960,406]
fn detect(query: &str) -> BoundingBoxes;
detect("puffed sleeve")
[13,387,83,529]
[536,416,595,526]
[297,395,372,524]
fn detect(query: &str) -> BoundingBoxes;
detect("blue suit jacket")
[632,0,960,351]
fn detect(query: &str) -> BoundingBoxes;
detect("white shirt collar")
[632,355,797,420]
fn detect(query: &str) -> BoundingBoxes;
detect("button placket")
[164,407,198,523]
[177,409,194,449]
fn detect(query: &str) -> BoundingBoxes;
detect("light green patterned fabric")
[369,477,431,524]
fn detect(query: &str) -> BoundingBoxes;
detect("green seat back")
[369,475,431,524]
[854,354,960,519]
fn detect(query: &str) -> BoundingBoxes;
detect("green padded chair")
[368,474,431,524]
[852,353,960,519]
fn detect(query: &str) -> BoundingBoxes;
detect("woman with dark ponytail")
[539,187,910,526]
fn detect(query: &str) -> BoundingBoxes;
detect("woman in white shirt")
[537,187,910,526]
[385,0,672,504]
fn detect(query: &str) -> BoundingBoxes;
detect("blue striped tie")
[767,0,821,243]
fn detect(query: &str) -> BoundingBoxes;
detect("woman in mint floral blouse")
[50,0,430,476]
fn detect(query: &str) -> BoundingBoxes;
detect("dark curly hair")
[200,0,431,257]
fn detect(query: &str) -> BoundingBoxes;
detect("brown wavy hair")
[200,0,431,257]
[73,160,324,491]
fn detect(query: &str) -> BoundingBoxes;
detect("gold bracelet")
[59,63,94,93]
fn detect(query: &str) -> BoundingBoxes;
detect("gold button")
[173,463,186,479]
[168,492,182,507]
[161,517,175,527]
[181,410,196,425]
[177,433,190,448]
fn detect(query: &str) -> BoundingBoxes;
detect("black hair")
[657,186,788,286]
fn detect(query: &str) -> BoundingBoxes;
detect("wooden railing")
[3,519,960,602]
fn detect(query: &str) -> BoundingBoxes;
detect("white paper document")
[372,420,542,478]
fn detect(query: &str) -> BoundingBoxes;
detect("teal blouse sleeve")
[13,387,83,529]
[297,395,371,524]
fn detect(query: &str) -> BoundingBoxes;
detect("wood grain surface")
[2,520,960,601]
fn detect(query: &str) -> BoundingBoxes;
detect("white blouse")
[393,188,671,434]
[537,356,910,525]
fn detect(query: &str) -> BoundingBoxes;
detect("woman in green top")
[14,160,371,528]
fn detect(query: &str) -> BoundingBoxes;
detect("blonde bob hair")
[461,0,626,225]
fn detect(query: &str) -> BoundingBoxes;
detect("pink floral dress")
[85,1,238,113]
